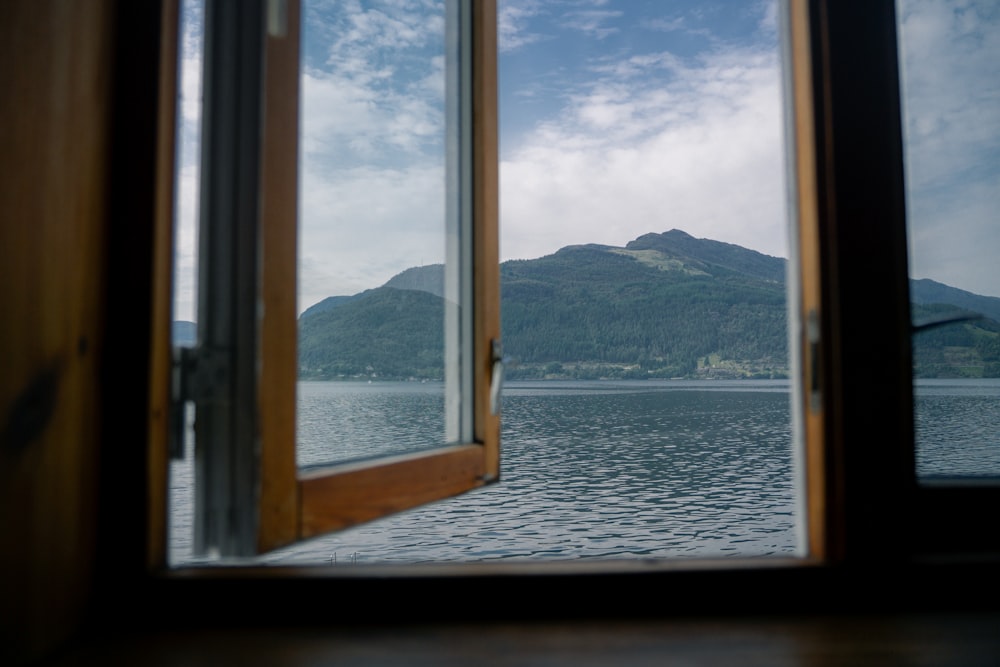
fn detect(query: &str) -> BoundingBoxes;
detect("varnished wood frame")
[257,0,302,555]
[784,0,827,561]
[254,0,501,552]
[148,0,181,570]
[785,0,939,564]
[1,0,119,658]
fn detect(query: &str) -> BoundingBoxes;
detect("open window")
[153,0,997,571]
[169,0,500,559]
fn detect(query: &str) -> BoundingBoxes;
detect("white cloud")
[897,0,1000,296]
[178,3,203,135]
[176,0,795,320]
[300,66,443,164]
[296,1,449,312]
[173,163,200,323]
[498,0,547,52]
[300,1,445,169]
[557,10,622,39]
[297,163,445,313]
[174,0,1000,322]
[172,0,204,323]
[500,43,789,263]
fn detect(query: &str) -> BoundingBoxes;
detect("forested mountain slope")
[203,229,1000,380]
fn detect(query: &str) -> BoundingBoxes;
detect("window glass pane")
[169,0,203,566]
[895,0,1000,480]
[168,0,473,565]
[296,0,456,468]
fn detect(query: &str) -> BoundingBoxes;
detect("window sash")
[182,0,500,559]
[787,0,998,561]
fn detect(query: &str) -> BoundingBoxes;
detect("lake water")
[912,379,1000,477]
[169,378,1000,566]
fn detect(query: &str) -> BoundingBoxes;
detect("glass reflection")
[895,0,1000,480]
[296,0,450,467]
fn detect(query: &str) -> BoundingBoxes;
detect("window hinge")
[266,0,287,37]
[170,344,231,460]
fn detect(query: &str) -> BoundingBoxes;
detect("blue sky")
[172,0,999,320]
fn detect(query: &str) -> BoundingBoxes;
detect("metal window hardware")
[170,344,232,460]
[490,338,506,416]
[267,0,287,37]
[807,309,821,413]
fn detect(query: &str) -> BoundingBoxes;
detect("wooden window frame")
[165,0,500,559]
[274,0,501,553]
[9,3,1000,663]
[789,0,1000,562]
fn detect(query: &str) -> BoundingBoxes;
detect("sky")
[172,0,1000,322]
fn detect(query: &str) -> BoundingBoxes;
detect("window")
[170,0,500,559]
[172,0,807,567]
[287,0,800,565]
[156,0,999,571]
[9,3,1000,664]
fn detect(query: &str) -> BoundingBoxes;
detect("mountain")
[184,229,1000,380]
[298,265,446,322]
[297,230,793,380]
[298,287,445,379]
[299,229,996,381]
[910,278,1000,324]
[299,294,362,319]
[497,232,788,379]
[625,229,787,284]
[383,264,445,299]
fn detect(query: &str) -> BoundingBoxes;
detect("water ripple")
[169,379,999,566]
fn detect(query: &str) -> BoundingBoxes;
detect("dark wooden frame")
[3,1,998,664]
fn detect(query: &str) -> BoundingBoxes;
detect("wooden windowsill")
[47,611,1000,667]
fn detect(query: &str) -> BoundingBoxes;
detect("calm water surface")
[913,379,1000,477]
[170,378,1000,566]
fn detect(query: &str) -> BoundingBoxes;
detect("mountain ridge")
[177,229,1000,380]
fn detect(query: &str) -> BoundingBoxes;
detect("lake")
[169,378,1000,566]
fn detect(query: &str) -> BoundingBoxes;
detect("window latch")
[489,338,506,416]
[266,0,287,37]
[169,344,231,460]
[807,309,821,413]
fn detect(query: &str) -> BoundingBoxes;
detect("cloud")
[176,0,794,319]
[297,162,445,313]
[300,62,444,165]
[172,0,205,323]
[176,0,998,322]
[897,0,1000,296]
[173,162,200,323]
[296,1,450,311]
[301,1,445,167]
[500,40,789,263]
[557,10,622,39]
[498,0,547,52]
